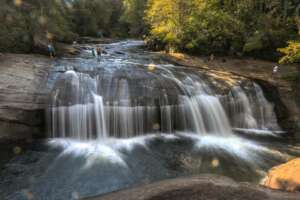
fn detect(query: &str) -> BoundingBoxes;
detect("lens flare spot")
[211,158,220,168]
[46,32,54,40]
[13,146,22,155]
[147,63,156,71]
[14,0,22,7]
[39,16,47,26]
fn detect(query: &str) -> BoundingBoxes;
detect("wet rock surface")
[0,141,57,199]
[84,175,300,200]
[1,136,299,200]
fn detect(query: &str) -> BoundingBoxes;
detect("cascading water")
[3,40,298,200]
[48,55,281,139]
[225,83,282,135]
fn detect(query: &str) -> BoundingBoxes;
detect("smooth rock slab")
[83,175,300,200]
[0,54,52,139]
[263,158,300,192]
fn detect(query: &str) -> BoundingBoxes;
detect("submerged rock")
[83,175,300,200]
[262,158,300,192]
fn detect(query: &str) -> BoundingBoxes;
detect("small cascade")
[48,70,107,139]
[253,83,280,130]
[93,94,107,138]
[225,83,281,133]
[226,86,258,129]
[180,95,232,135]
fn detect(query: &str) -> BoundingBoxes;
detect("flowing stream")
[1,40,300,200]
[48,41,281,139]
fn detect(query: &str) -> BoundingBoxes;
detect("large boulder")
[83,175,300,200]
[0,53,52,140]
[262,158,300,192]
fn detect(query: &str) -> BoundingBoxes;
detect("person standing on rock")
[96,47,103,62]
[48,43,56,58]
[92,48,97,57]
[272,65,279,78]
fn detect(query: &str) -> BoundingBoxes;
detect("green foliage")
[0,0,127,53]
[0,0,77,52]
[243,31,264,53]
[145,0,299,58]
[278,41,300,64]
[1,0,300,59]
[0,3,32,52]
[71,0,118,37]
[278,19,300,65]
[121,0,147,36]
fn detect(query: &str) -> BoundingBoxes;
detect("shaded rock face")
[84,175,300,200]
[253,79,292,134]
[262,158,300,192]
[292,71,300,139]
[0,54,52,140]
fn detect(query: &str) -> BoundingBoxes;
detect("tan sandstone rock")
[263,158,300,192]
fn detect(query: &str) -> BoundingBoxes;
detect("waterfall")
[93,94,107,138]
[48,64,281,140]
[180,95,232,135]
[225,84,280,132]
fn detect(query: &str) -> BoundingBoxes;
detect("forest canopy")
[0,0,142,52]
[1,0,300,63]
[145,0,300,60]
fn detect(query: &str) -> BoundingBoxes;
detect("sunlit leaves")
[145,0,244,53]
[145,0,299,57]
[278,41,300,64]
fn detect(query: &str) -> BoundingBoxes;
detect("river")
[1,40,300,200]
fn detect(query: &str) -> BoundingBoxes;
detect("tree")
[0,0,76,52]
[71,0,115,37]
[278,41,300,64]
[121,0,148,36]
[278,19,300,64]
[145,0,299,58]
